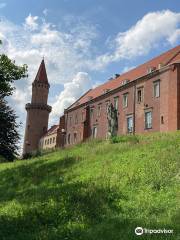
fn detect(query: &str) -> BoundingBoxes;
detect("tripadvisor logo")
[135,227,173,235]
[135,227,143,235]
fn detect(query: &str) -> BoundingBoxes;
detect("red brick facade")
[57,46,180,147]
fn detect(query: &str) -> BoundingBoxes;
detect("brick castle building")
[23,45,180,155]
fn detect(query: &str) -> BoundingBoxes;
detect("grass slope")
[0,132,179,240]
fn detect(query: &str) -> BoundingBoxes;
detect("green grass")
[0,132,180,240]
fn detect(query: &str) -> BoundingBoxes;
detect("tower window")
[161,116,164,124]
[43,126,47,133]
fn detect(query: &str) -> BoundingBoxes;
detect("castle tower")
[23,60,52,156]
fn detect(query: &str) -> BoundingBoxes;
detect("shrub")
[0,155,7,163]
[110,135,139,144]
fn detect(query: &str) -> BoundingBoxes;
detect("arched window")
[68,134,71,144]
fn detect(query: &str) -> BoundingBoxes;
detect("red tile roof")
[34,59,49,84]
[42,125,59,137]
[68,45,180,110]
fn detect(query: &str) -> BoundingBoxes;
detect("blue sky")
[0,0,180,147]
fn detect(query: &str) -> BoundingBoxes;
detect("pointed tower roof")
[34,59,49,84]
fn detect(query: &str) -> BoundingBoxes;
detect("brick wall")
[62,64,179,146]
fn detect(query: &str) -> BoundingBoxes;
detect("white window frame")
[97,104,102,117]
[106,100,110,113]
[153,80,160,98]
[127,115,133,133]
[137,87,143,103]
[75,114,78,124]
[114,97,119,110]
[90,107,94,118]
[145,111,152,129]
[92,126,97,138]
[123,93,128,108]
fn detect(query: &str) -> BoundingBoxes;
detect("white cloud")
[11,87,28,111]
[51,72,92,118]
[168,29,180,44]
[0,2,6,9]
[25,14,39,30]
[0,10,179,136]
[0,14,99,116]
[93,10,180,68]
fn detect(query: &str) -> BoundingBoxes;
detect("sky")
[0,0,180,149]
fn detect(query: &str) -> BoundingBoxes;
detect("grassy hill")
[0,132,179,240]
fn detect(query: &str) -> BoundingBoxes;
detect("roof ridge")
[164,49,180,66]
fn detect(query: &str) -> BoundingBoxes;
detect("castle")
[23,45,180,155]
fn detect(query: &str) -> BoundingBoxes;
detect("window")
[74,132,77,143]
[81,112,84,121]
[68,134,71,144]
[92,126,97,138]
[45,140,47,145]
[47,139,49,145]
[75,114,78,124]
[137,88,143,103]
[123,93,128,108]
[127,116,133,133]
[53,137,55,143]
[114,97,119,110]
[50,138,52,144]
[161,116,164,124]
[145,111,152,129]
[69,117,72,126]
[154,81,160,98]
[97,104,102,117]
[90,108,94,118]
[106,100,110,113]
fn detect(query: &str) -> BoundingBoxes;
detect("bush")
[110,135,139,144]
[23,150,43,159]
[0,155,7,163]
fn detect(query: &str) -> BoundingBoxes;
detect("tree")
[0,44,27,161]
[0,99,20,161]
[0,54,27,98]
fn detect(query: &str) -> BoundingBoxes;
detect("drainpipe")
[133,82,136,135]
